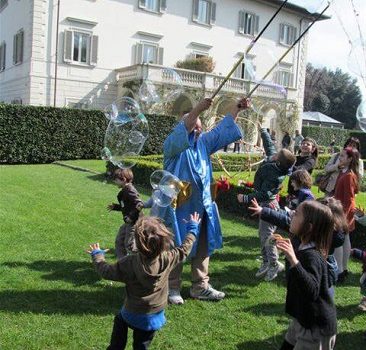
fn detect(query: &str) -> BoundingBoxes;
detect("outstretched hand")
[189,211,201,225]
[86,243,110,255]
[185,212,201,237]
[248,198,263,217]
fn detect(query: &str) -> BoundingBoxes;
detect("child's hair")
[114,168,134,183]
[301,137,318,159]
[344,136,361,151]
[277,149,296,170]
[317,197,349,234]
[134,216,173,259]
[296,201,334,257]
[290,169,312,189]
[343,147,360,191]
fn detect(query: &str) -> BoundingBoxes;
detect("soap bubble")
[149,170,182,207]
[348,38,366,83]
[152,189,173,207]
[356,100,366,132]
[103,97,149,169]
[150,170,170,190]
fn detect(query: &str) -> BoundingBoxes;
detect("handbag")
[315,172,332,193]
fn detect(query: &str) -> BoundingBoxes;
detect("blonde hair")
[134,216,173,259]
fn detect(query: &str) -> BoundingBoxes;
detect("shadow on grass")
[236,334,285,350]
[0,288,124,315]
[3,260,101,286]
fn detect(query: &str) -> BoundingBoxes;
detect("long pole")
[53,0,60,107]
[247,4,330,98]
[210,0,288,99]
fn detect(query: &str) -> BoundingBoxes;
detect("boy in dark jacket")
[108,168,143,259]
[237,128,296,281]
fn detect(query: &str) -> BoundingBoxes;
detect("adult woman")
[324,137,364,196]
[334,147,360,282]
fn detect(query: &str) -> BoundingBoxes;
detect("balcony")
[115,64,297,102]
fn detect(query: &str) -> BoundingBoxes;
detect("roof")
[259,0,330,20]
[302,111,344,125]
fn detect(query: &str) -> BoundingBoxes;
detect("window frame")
[13,29,24,66]
[138,0,167,14]
[72,31,91,64]
[279,23,297,46]
[192,0,216,26]
[274,64,294,88]
[238,11,259,37]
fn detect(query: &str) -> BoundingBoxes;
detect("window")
[13,29,24,65]
[66,98,89,109]
[279,24,297,46]
[63,30,98,66]
[0,0,8,12]
[0,41,6,71]
[274,64,294,87]
[135,42,164,64]
[193,52,208,59]
[192,0,216,26]
[234,56,256,80]
[11,98,22,105]
[138,0,166,13]
[238,11,259,36]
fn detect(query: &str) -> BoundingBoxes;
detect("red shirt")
[334,170,358,231]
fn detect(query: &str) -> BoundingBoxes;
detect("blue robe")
[158,115,242,257]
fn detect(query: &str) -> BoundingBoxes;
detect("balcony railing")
[115,64,294,101]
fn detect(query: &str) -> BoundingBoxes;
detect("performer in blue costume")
[160,97,250,304]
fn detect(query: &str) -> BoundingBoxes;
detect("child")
[87,213,200,350]
[107,168,143,259]
[288,169,315,209]
[276,201,337,349]
[237,128,296,281]
[350,248,366,311]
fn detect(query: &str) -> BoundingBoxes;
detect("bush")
[302,125,350,149]
[0,103,177,164]
[175,56,215,73]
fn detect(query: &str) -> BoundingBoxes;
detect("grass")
[0,160,365,349]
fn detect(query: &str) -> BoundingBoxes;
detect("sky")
[304,0,366,98]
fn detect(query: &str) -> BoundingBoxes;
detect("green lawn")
[0,161,365,349]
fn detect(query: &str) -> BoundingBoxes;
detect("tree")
[304,64,362,129]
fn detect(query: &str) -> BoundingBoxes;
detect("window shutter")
[18,31,24,64]
[135,43,143,64]
[279,23,284,44]
[13,34,16,64]
[192,0,199,21]
[254,15,259,35]
[292,27,297,45]
[138,0,146,9]
[159,0,167,13]
[63,30,73,62]
[157,47,164,65]
[3,42,6,70]
[238,11,244,34]
[210,2,216,25]
[90,35,98,66]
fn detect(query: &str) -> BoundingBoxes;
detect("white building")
[0,0,327,134]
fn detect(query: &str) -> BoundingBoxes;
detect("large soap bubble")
[149,170,182,207]
[357,100,366,132]
[348,38,366,83]
[103,97,149,168]
[139,68,184,105]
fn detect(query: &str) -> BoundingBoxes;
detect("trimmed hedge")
[0,103,177,164]
[302,125,350,149]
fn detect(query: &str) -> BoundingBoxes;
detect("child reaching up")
[237,128,296,281]
[107,168,143,259]
[87,213,200,350]
[276,201,337,350]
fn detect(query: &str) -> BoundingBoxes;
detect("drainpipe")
[53,0,60,107]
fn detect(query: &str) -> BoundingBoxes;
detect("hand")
[237,97,251,110]
[136,202,144,211]
[185,212,201,237]
[107,204,114,211]
[248,198,263,217]
[276,239,298,267]
[189,211,201,225]
[86,243,110,255]
[196,98,212,114]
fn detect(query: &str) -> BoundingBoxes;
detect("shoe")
[255,262,269,278]
[190,284,225,301]
[337,270,349,284]
[168,289,184,305]
[358,298,366,312]
[264,261,285,282]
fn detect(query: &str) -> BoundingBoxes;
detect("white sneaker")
[255,262,269,278]
[168,289,184,305]
[190,284,225,301]
[264,261,285,282]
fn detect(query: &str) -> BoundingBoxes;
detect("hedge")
[301,125,350,150]
[0,103,177,164]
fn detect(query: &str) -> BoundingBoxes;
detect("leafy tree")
[304,64,362,128]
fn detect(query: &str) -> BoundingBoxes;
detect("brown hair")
[317,197,349,234]
[134,216,173,259]
[343,147,360,192]
[277,149,296,171]
[296,201,334,257]
[302,137,318,159]
[114,168,134,183]
[344,136,361,152]
[290,169,312,189]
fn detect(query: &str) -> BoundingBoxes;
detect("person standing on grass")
[292,130,304,155]
[277,201,337,350]
[333,147,360,283]
[87,213,200,350]
[159,97,250,304]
